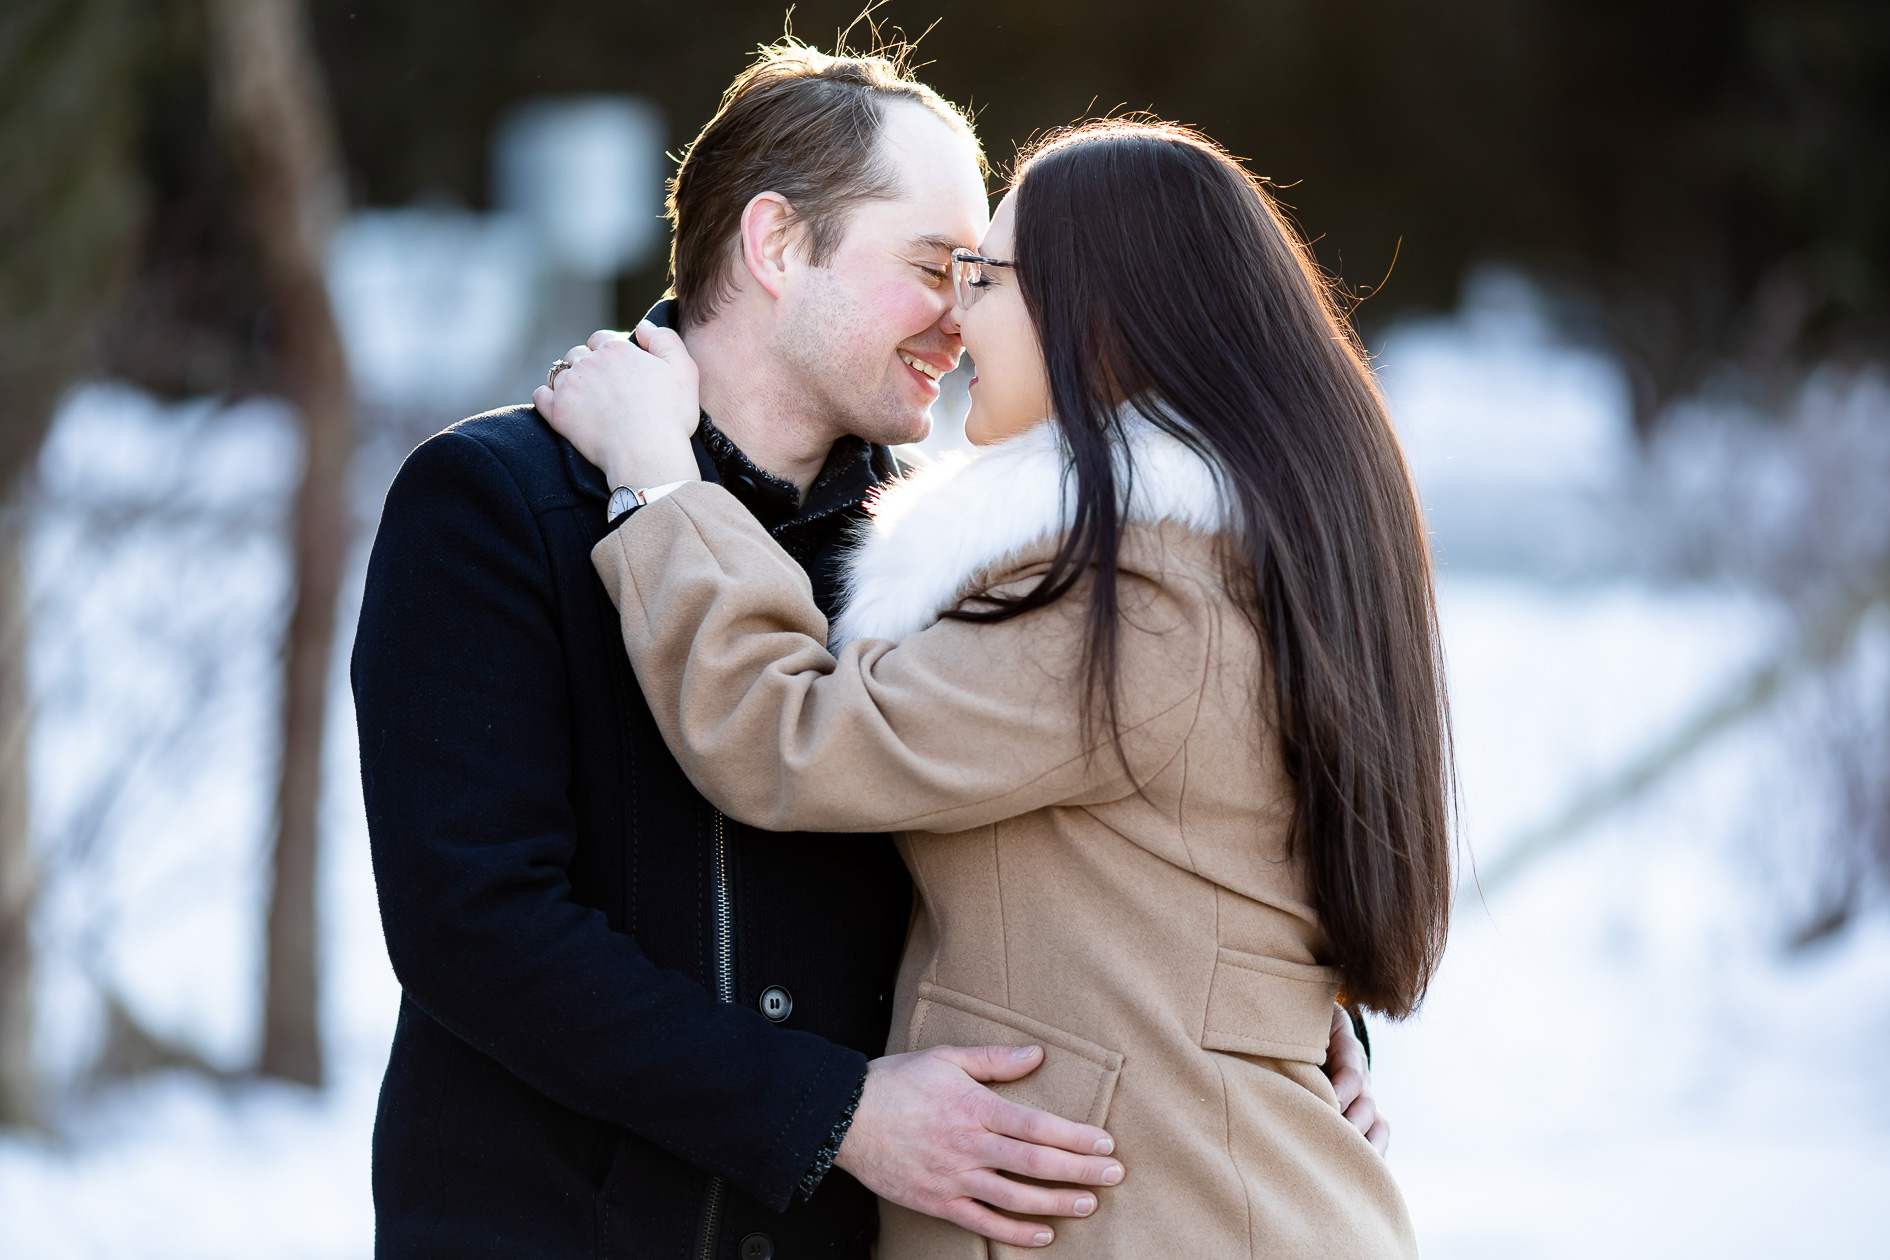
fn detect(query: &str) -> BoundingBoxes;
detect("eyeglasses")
[951,249,1015,309]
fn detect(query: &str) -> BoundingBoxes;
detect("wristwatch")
[607,480,692,524]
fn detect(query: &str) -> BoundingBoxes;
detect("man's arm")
[1325,1004,1389,1153]
[354,428,863,1210]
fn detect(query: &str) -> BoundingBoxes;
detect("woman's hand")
[1325,1003,1389,1153]
[533,322,702,491]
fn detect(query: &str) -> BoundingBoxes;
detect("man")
[354,41,1382,1260]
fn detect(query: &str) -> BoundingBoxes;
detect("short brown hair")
[666,39,982,328]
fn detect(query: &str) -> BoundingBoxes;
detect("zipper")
[695,809,735,1260]
[710,810,735,1003]
[694,1178,727,1260]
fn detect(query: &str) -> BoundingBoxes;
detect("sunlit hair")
[665,37,982,329]
[952,119,1454,1017]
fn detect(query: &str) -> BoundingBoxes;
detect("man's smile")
[899,350,945,381]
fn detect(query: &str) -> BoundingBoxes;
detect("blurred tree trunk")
[0,522,32,1123]
[0,0,144,1126]
[204,0,352,1089]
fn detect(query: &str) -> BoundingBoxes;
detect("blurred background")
[3,0,1889,1254]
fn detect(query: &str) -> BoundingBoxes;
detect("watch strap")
[606,479,694,526]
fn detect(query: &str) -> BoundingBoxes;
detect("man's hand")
[1325,1004,1389,1153]
[834,1044,1125,1249]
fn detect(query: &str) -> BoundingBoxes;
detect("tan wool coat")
[593,421,1419,1260]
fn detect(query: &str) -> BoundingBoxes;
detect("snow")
[327,209,544,412]
[1374,269,1639,577]
[1382,267,1635,497]
[491,96,668,279]
[1374,580,1890,1256]
[4,319,1888,1255]
[0,1070,379,1258]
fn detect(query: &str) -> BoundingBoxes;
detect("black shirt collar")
[695,415,798,528]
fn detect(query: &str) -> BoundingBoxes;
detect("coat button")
[758,986,792,1022]
[739,1233,774,1260]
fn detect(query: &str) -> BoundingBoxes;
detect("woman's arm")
[596,482,1211,835]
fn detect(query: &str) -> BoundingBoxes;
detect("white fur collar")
[832,416,1232,647]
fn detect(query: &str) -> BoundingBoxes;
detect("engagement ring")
[547,358,574,389]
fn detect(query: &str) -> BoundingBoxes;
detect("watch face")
[608,487,638,519]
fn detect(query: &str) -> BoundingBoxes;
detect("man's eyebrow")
[904,234,967,257]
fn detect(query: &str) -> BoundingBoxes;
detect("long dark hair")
[956,120,1452,1017]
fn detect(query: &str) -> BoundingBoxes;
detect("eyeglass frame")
[950,248,1015,309]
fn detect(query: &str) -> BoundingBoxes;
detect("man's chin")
[851,410,932,448]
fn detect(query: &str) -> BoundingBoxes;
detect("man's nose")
[938,300,963,338]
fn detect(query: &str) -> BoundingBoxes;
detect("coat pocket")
[909,981,1124,1128]
[1199,947,1340,1065]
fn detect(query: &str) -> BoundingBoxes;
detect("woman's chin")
[965,408,1053,448]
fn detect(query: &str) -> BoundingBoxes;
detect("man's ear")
[739,192,799,300]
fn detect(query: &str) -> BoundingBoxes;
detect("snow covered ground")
[3,314,1888,1255]
[1376,581,1890,1257]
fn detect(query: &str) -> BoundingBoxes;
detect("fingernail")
[1102,1164,1123,1185]
[1075,1195,1096,1216]
[1093,1137,1114,1156]
[1033,1231,1053,1246]
[1012,1045,1040,1059]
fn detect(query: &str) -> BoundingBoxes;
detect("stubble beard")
[774,270,932,449]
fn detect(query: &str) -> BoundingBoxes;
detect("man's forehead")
[877,96,982,170]
[873,101,989,237]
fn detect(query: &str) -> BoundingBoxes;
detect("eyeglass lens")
[952,254,982,309]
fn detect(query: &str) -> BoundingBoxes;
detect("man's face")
[770,101,990,447]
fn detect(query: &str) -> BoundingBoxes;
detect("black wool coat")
[352,360,912,1257]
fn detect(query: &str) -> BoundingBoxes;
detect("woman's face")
[951,192,1051,446]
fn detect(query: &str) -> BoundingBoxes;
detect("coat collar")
[831,414,1233,647]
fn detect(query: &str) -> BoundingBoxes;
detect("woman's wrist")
[604,445,701,493]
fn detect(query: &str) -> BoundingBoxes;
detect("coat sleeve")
[592,481,1211,835]
[352,431,862,1212]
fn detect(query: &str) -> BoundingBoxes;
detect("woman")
[549,120,1449,1257]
